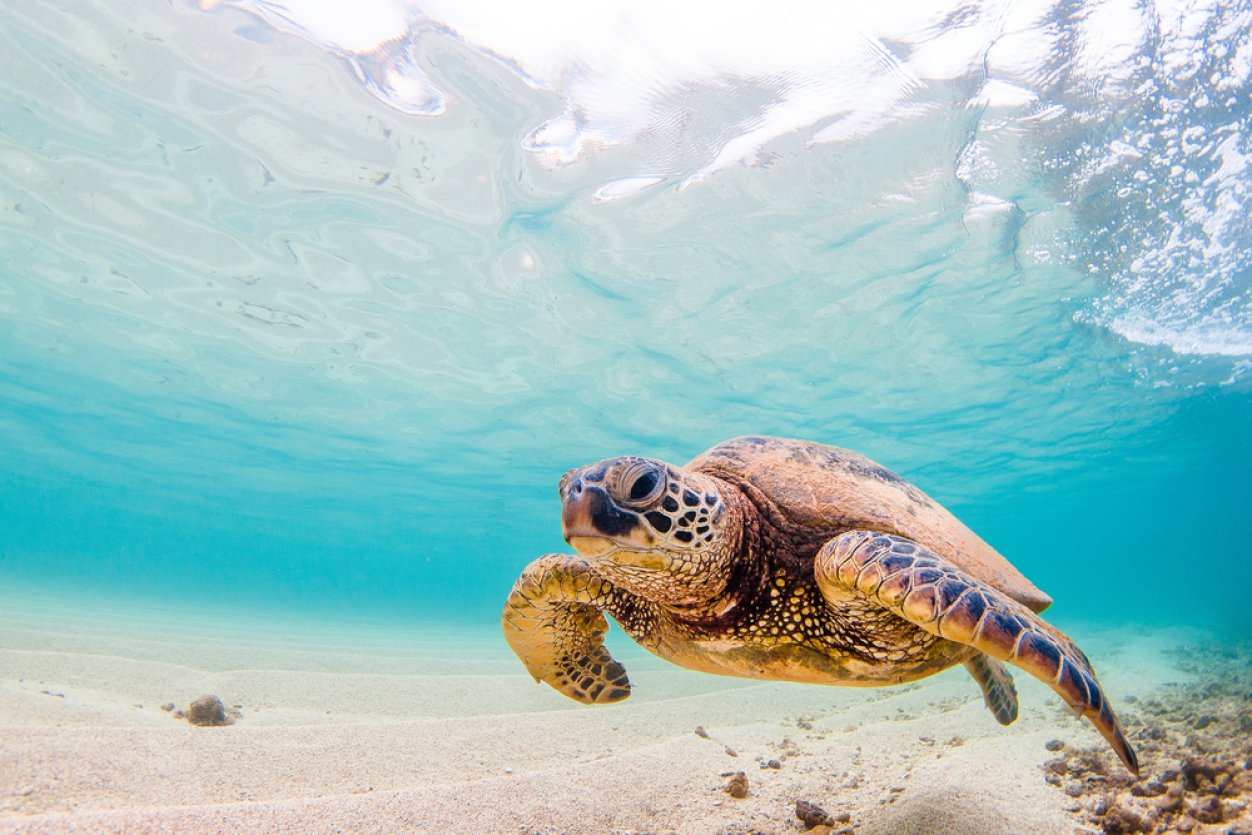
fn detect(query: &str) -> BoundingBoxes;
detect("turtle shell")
[686,435,1051,612]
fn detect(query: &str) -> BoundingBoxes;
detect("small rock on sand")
[185,695,233,727]
[795,800,851,829]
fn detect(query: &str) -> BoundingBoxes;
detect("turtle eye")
[619,463,663,507]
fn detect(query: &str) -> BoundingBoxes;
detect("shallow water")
[1,0,1250,642]
[3,5,1252,833]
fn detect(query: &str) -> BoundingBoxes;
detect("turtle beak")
[560,474,651,556]
[561,480,614,556]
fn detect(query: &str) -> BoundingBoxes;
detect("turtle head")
[559,456,740,610]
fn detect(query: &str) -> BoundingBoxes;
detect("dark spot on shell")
[682,490,699,507]
[662,496,679,512]
[674,530,693,543]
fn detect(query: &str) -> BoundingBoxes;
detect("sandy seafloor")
[1,588,1248,835]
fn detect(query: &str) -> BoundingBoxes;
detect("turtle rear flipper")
[814,531,1139,775]
[502,553,633,704]
[964,653,1018,725]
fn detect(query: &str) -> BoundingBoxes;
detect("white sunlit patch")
[593,177,666,202]
[963,192,1016,223]
[969,80,1038,110]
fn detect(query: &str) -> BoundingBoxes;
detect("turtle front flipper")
[502,553,643,704]
[814,531,1139,775]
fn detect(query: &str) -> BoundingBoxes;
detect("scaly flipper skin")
[501,553,634,704]
[814,531,1139,775]
[965,653,1019,725]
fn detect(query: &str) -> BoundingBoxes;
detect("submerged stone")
[185,695,233,727]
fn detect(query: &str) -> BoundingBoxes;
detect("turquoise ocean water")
[1,0,1249,639]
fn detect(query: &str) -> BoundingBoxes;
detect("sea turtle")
[502,435,1138,774]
